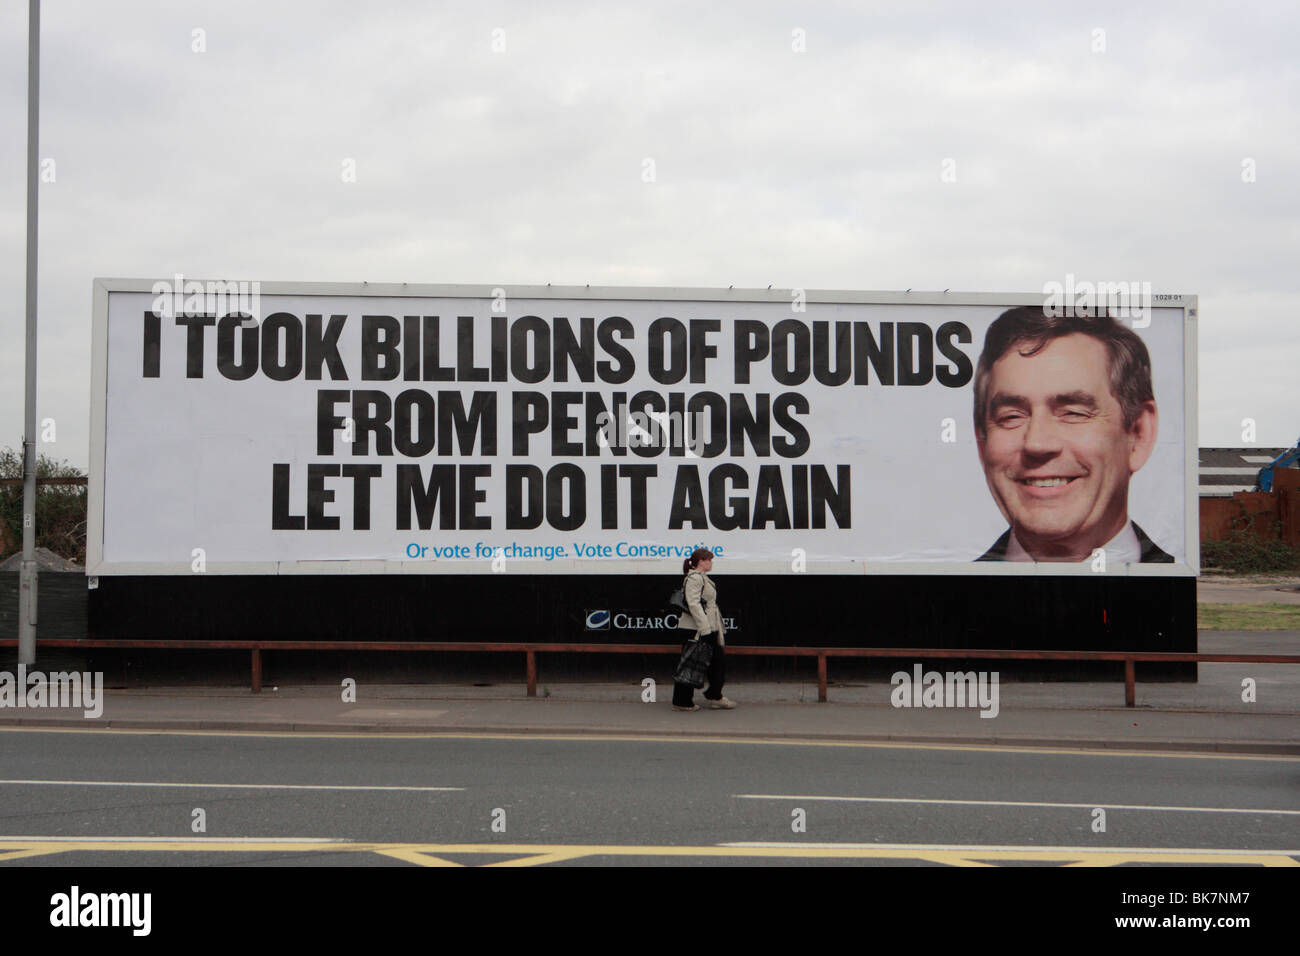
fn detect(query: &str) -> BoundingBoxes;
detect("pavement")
[1198,574,1300,605]
[1,629,1296,755]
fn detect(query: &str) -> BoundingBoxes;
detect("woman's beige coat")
[676,570,725,646]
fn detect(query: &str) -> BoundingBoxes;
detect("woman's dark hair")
[682,548,714,576]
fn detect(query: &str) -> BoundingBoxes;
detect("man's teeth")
[1022,477,1073,487]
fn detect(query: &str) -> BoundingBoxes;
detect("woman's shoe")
[672,704,701,712]
[706,697,736,709]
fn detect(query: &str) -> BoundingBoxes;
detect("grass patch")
[1197,602,1300,630]
[1201,525,1300,575]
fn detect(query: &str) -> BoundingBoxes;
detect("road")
[0,727,1296,866]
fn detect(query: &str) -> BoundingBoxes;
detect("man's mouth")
[1016,476,1080,487]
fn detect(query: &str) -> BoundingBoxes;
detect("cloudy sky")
[1,0,1296,470]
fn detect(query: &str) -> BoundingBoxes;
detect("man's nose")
[1020,409,1064,456]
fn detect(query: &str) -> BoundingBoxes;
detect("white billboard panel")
[88,281,1197,576]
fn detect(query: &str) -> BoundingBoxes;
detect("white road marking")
[735,794,1300,815]
[0,779,461,792]
[1,835,342,843]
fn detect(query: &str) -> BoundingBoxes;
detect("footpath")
[0,630,1295,755]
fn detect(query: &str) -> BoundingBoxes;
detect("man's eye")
[994,413,1025,427]
[1060,408,1092,420]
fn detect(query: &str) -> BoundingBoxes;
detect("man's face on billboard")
[976,333,1157,560]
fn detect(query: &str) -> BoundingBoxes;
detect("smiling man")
[972,306,1173,563]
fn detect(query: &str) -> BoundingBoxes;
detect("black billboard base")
[85,574,1196,683]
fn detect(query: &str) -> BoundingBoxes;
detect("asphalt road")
[0,727,1296,866]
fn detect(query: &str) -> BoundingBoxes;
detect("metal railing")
[3,638,1297,707]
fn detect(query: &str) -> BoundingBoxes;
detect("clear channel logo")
[585,610,738,631]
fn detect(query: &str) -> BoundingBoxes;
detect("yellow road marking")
[0,725,1293,761]
[0,839,365,853]
[372,847,463,867]
[919,852,997,866]
[0,848,61,862]
[0,838,1293,867]
[482,849,595,867]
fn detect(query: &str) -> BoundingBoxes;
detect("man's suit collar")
[976,521,1174,563]
[1131,522,1175,563]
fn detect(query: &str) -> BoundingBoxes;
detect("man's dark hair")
[973,306,1154,440]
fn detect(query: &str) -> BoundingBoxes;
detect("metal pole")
[18,0,40,666]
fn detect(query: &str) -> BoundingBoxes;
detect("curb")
[1,717,1296,755]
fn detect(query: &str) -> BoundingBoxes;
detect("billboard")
[88,281,1197,576]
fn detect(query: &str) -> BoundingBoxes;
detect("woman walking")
[672,547,736,711]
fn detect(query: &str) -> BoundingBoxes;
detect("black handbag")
[670,570,705,614]
[673,637,713,688]
[669,574,689,612]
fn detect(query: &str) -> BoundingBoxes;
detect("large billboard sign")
[88,281,1197,576]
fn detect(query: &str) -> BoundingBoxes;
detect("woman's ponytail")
[683,547,714,577]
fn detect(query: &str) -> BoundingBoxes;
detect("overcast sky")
[1,0,1296,470]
